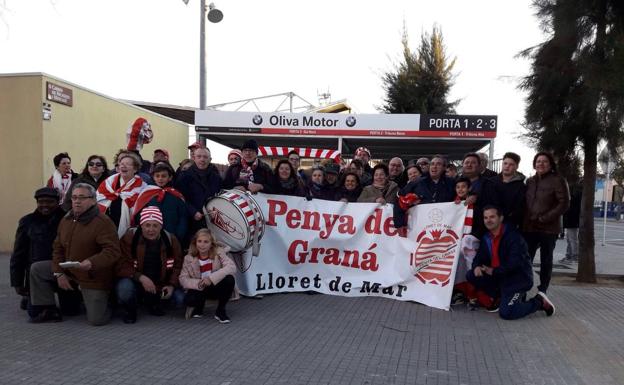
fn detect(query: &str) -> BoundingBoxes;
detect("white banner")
[232,194,469,310]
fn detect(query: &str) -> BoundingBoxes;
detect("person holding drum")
[175,146,222,245]
[270,159,306,197]
[222,139,273,194]
[180,229,236,323]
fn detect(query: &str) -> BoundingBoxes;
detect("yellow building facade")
[0,73,189,251]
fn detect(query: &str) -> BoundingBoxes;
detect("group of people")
[11,139,571,325]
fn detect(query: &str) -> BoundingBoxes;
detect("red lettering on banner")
[288,240,379,271]
[338,216,356,235]
[265,199,357,238]
[302,211,320,231]
[323,248,340,266]
[267,199,287,226]
[288,239,308,264]
[365,209,383,234]
[286,209,301,228]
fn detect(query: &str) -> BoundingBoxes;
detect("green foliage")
[519,0,624,282]
[380,25,459,114]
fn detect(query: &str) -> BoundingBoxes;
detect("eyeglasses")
[418,162,429,165]
[88,162,103,167]
[71,195,94,201]
[289,158,300,162]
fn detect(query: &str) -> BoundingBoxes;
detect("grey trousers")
[565,228,579,259]
[29,261,111,326]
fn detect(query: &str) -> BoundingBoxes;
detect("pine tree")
[520,0,624,283]
[380,25,459,114]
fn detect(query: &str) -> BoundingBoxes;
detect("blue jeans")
[466,271,540,320]
[116,278,185,309]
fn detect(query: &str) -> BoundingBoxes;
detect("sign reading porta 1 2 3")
[195,110,497,138]
[46,82,73,107]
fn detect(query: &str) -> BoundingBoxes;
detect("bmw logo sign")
[346,115,356,127]
[252,115,263,125]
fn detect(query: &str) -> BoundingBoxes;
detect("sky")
[0,0,546,174]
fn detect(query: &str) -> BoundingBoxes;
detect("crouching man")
[466,205,555,320]
[29,184,121,325]
[116,206,184,323]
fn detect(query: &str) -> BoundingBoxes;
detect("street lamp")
[184,0,223,110]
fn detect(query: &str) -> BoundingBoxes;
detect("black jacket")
[222,160,273,193]
[10,207,65,287]
[393,175,456,228]
[471,225,533,295]
[479,173,527,230]
[174,164,222,217]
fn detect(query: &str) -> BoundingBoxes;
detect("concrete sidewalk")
[1,255,624,385]
[549,220,624,276]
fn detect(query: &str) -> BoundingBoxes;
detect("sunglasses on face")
[88,162,103,167]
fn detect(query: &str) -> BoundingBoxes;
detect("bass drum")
[204,189,265,255]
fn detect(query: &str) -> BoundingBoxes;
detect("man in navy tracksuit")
[467,205,555,320]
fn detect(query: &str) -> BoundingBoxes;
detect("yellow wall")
[0,75,44,251]
[0,73,189,252]
[41,75,188,179]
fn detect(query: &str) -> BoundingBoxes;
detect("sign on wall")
[46,82,73,107]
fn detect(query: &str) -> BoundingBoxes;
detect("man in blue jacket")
[466,205,555,320]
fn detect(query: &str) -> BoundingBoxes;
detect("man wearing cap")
[354,147,373,178]
[175,146,222,245]
[223,139,273,193]
[116,206,184,323]
[416,157,430,175]
[28,183,121,325]
[324,163,341,200]
[10,188,66,311]
[188,141,202,158]
[153,148,170,164]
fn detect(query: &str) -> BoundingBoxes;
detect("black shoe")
[451,292,466,305]
[20,297,28,311]
[122,306,137,324]
[468,298,479,311]
[536,291,555,316]
[29,308,62,323]
[148,305,166,316]
[486,299,500,313]
[214,309,230,324]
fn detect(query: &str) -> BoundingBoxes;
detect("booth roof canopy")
[199,133,490,162]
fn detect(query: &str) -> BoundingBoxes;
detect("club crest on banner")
[410,209,459,286]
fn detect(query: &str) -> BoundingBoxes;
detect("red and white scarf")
[132,185,185,226]
[198,257,213,279]
[97,174,146,237]
[49,170,72,204]
[239,158,259,184]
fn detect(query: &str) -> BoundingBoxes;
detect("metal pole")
[199,0,207,110]
[602,155,610,246]
[488,139,494,162]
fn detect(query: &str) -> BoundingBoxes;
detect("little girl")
[179,229,236,323]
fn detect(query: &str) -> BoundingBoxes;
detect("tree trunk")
[577,136,597,283]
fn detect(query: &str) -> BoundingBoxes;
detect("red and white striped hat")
[140,206,163,225]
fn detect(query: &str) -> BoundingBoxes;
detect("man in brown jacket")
[523,152,570,294]
[28,183,121,325]
[115,206,184,323]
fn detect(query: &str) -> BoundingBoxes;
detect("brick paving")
[1,254,624,385]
